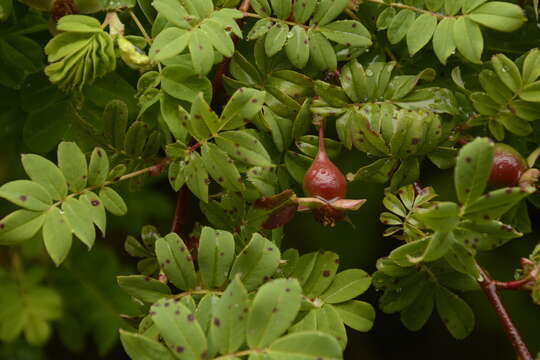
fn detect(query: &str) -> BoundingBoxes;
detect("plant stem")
[364,0,449,18]
[477,266,534,360]
[128,9,152,44]
[171,185,189,236]
[52,160,170,207]
[240,0,251,14]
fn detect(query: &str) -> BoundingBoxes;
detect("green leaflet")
[400,283,435,331]
[87,147,109,186]
[491,54,522,93]
[435,286,475,339]
[0,210,45,245]
[285,25,309,69]
[119,330,175,360]
[319,21,372,48]
[150,298,208,359]
[453,17,483,64]
[215,130,272,167]
[265,23,288,57]
[201,143,245,192]
[62,197,96,249]
[211,276,249,354]
[454,137,494,206]
[150,28,190,61]
[79,191,107,236]
[57,141,88,193]
[468,2,526,32]
[43,207,72,265]
[0,180,52,211]
[301,251,340,297]
[332,300,375,332]
[433,18,456,64]
[415,202,460,232]
[290,305,347,350]
[189,30,214,75]
[463,186,535,221]
[99,187,128,216]
[184,152,209,203]
[267,331,342,359]
[117,275,171,303]
[220,87,266,130]
[319,269,372,304]
[229,233,281,290]
[387,9,415,45]
[406,13,437,56]
[161,64,213,103]
[246,278,302,348]
[21,154,67,201]
[155,233,197,290]
[308,30,336,71]
[198,227,235,288]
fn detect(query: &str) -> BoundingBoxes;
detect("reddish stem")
[240,0,251,14]
[318,123,326,155]
[171,185,189,237]
[494,275,535,290]
[478,266,533,360]
[188,142,202,153]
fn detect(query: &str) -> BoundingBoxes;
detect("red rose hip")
[303,125,347,201]
[488,143,528,188]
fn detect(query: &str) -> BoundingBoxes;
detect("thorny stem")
[477,266,534,360]
[129,9,153,44]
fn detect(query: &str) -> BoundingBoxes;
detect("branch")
[171,185,189,237]
[477,266,534,360]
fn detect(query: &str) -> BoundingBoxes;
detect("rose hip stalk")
[303,125,347,201]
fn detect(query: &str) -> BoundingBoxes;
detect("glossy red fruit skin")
[303,126,347,201]
[488,143,528,188]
